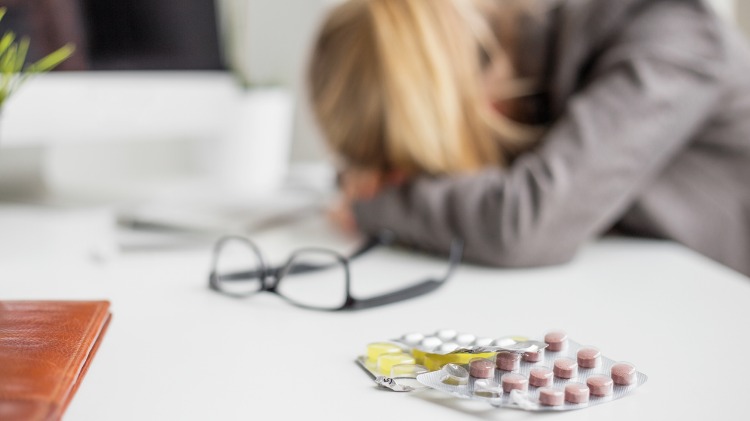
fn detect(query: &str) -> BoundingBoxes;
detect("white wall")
[708,0,736,20]
[218,0,339,163]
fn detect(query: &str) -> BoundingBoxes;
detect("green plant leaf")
[14,37,29,73]
[26,44,75,73]
[0,47,15,102]
[0,32,16,59]
[0,9,74,107]
[1,43,17,75]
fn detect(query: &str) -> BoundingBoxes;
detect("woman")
[308,0,750,276]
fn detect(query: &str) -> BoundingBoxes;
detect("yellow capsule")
[411,348,426,365]
[366,342,403,362]
[390,363,428,378]
[377,353,416,375]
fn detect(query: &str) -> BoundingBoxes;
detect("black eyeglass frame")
[208,233,464,311]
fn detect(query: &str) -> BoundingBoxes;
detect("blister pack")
[356,329,529,386]
[358,329,647,411]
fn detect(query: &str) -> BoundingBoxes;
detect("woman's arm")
[352,1,726,267]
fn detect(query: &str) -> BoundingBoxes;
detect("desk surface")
[2,210,749,421]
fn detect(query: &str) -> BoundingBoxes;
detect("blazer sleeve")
[352,1,726,267]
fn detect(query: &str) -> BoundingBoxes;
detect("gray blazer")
[354,0,750,276]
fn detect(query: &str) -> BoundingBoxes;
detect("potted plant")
[0,7,74,111]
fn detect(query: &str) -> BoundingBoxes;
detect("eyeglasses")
[208,233,463,311]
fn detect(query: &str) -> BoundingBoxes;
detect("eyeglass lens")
[277,250,349,310]
[213,238,266,296]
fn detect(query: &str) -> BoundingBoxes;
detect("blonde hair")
[308,0,537,175]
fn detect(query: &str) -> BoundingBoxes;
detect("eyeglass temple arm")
[211,269,264,282]
[348,278,445,310]
[349,236,383,259]
[348,239,464,311]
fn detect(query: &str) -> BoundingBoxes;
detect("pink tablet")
[529,367,554,388]
[564,383,590,404]
[501,373,529,393]
[587,375,614,396]
[611,362,637,386]
[469,358,495,379]
[553,358,578,379]
[577,347,601,369]
[495,351,521,371]
[538,387,565,406]
[544,331,568,352]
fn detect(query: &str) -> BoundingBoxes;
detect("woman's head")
[308,0,535,175]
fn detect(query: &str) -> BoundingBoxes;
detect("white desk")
[2,209,749,421]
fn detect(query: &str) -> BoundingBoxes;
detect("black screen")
[0,0,225,71]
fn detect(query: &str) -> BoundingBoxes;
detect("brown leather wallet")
[0,301,112,421]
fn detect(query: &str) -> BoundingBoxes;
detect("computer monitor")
[0,0,322,202]
[0,0,239,199]
[0,0,240,150]
[1,0,225,71]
